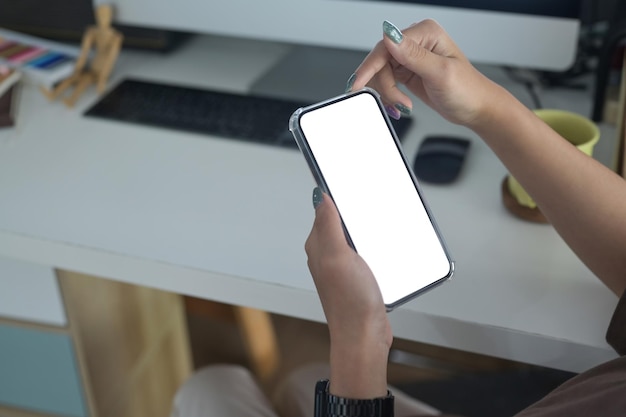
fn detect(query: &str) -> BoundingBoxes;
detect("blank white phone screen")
[299,92,451,306]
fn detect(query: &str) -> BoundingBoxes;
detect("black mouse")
[413,135,471,184]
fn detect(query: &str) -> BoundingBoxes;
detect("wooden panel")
[57,271,192,417]
[0,256,66,326]
[0,323,87,417]
[111,322,193,417]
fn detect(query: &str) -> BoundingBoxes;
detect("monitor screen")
[376,0,580,18]
[112,0,582,71]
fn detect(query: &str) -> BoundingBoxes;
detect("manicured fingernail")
[383,20,403,44]
[385,105,401,120]
[394,103,412,117]
[312,187,323,209]
[345,73,357,93]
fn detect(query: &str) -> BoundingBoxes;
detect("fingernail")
[312,187,323,209]
[383,20,403,44]
[394,103,412,117]
[345,73,356,93]
[385,105,401,120]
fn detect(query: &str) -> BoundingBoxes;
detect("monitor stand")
[249,45,368,104]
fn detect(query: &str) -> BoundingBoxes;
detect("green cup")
[506,109,600,211]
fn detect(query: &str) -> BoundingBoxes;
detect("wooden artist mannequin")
[41,3,123,107]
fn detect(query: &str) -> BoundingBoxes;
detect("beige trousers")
[170,363,440,417]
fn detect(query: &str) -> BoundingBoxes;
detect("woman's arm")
[351,19,626,297]
[473,84,626,297]
[306,190,392,398]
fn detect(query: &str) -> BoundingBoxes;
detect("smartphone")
[290,88,454,310]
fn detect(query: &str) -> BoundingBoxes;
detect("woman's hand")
[349,19,505,129]
[305,189,392,398]
[350,20,626,297]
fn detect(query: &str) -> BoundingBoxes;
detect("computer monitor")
[109,0,582,101]
[112,0,581,70]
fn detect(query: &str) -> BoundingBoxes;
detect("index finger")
[352,20,461,91]
[350,40,393,92]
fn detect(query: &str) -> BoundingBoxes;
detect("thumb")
[313,188,348,250]
[310,188,350,253]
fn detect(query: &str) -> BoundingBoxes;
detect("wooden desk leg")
[233,306,280,381]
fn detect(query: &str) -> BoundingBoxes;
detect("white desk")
[0,35,619,374]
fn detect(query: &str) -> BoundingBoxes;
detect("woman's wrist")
[462,78,514,133]
[329,334,391,399]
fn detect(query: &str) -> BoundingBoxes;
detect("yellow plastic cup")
[507,109,600,209]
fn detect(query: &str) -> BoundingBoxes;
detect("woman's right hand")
[351,20,626,299]
[349,19,506,129]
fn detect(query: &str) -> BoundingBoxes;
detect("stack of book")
[0,28,78,89]
[0,66,21,127]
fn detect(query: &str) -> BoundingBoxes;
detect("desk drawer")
[0,323,87,417]
[0,256,66,326]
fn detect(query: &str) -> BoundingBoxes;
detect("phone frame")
[290,88,454,310]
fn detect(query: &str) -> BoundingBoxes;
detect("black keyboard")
[85,79,413,149]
